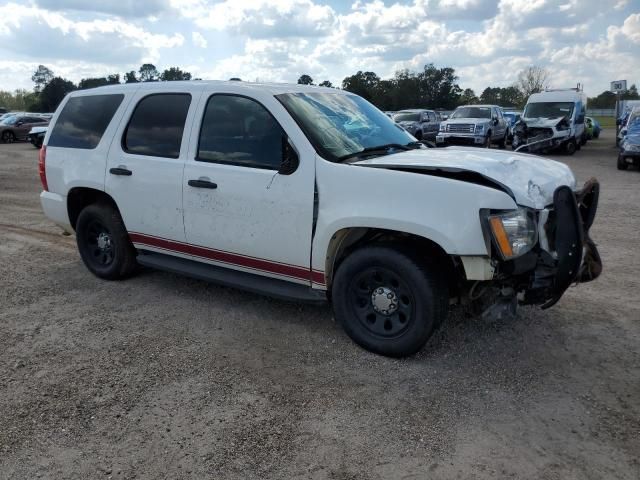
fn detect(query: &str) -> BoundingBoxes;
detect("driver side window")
[197,95,285,170]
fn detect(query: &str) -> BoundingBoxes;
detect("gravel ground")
[0,131,638,479]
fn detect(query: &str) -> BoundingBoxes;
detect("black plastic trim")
[137,250,327,304]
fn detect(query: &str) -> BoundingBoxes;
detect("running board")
[136,250,327,304]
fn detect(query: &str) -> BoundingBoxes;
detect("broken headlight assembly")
[486,208,537,260]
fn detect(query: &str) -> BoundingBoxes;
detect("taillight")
[38,145,48,191]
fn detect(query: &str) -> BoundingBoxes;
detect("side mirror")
[621,128,627,137]
[492,117,498,125]
[16,121,23,126]
[279,136,299,175]
[420,114,429,123]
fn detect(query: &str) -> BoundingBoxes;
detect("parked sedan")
[0,115,49,143]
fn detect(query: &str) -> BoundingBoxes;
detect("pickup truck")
[39,82,602,357]
[436,105,508,148]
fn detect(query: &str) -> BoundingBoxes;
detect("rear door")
[181,90,316,285]
[105,87,202,244]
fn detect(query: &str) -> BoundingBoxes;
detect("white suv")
[39,81,602,357]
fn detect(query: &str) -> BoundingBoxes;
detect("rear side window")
[48,94,124,149]
[123,93,191,158]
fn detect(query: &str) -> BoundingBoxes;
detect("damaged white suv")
[39,82,602,357]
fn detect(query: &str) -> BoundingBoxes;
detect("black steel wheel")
[332,245,448,357]
[348,267,415,339]
[76,203,137,280]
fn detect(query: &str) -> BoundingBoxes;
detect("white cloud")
[192,31,208,48]
[0,0,638,96]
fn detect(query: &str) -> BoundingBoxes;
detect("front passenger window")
[197,95,285,170]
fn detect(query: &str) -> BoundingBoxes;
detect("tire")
[332,245,448,357]
[617,154,628,171]
[484,133,491,148]
[75,203,137,280]
[497,133,507,149]
[564,139,576,155]
[2,131,15,143]
[414,130,423,141]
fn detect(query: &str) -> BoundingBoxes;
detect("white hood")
[353,146,576,209]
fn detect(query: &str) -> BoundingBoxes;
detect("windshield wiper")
[338,142,422,162]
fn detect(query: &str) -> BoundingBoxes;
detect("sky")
[0,0,638,97]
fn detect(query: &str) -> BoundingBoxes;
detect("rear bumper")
[40,191,73,233]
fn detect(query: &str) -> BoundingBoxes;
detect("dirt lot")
[1,131,638,479]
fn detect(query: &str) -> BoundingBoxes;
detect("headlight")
[475,124,484,134]
[487,208,537,259]
[439,123,446,131]
[625,143,640,152]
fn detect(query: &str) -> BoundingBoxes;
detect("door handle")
[109,167,132,176]
[188,179,217,189]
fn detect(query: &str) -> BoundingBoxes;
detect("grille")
[446,123,474,133]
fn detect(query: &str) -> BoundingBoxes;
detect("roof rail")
[544,84,583,92]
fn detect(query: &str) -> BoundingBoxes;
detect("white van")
[513,89,587,155]
[39,81,602,357]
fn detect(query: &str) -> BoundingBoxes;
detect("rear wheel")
[76,203,137,280]
[617,154,628,171]
[332,245,448,357]
[2,131,15,143]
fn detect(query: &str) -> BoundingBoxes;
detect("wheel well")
[67,187,119,231]
[324,227,462,296]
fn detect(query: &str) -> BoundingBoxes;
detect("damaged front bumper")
[477,178,602,313]
[512,117,572,153]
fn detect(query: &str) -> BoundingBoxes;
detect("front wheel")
[76,203,137,280]
[483,133,492,148]
[617,154,628,170]
[565,139,577,155]
[497,133,507,149]
[332,246,448,357]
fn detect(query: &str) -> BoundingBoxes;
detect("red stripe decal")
[129,232,325,285]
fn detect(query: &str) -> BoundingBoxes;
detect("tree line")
[0,64,197,113]
[1,63,638,114]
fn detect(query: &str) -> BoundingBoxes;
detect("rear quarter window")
[48,94,124,149]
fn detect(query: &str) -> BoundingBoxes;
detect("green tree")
[459,88,479,105]
[342,71,381,102]
[416,64,461,110]
[31,65,54,93]
[36,77,76,112]
[318,80,333,88]
[161,67,192,81]
[124,71,139,83]
[297,74,314,85]
[139,64,159,82]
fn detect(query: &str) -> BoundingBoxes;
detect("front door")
[106,89,200,244]
[182,92,316,285]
